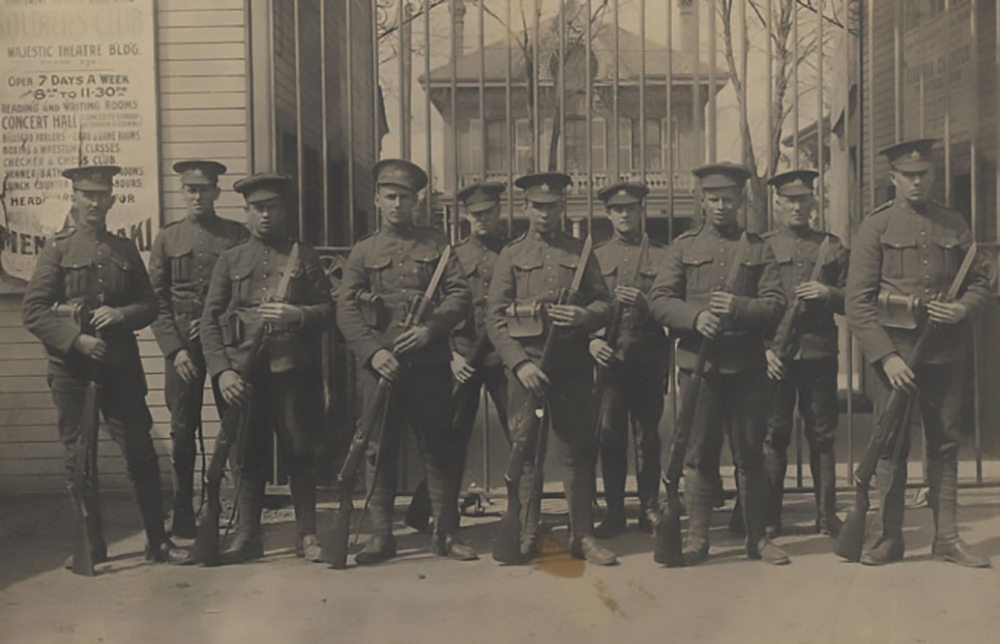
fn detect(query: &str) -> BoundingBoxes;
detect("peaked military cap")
[693,162,752,189]
[373,158,428,192]
[458,181,505,213]
[233,172,294,204]
[768,169,818,197]
[173,159,227,185]
[62,165,121,192]
[879,138,937,172]
[514,172,572,203]
[598,182,649,207]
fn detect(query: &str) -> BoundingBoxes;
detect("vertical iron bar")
[817,0,824,231]
[693,0,702,164]
[586,0,594,235]
[739,0,747,229]
[451,0,459,243]
[793,0,800,169]
[424,0,433,226]
[373,0,381,169]
[707,0,717,162]
[944,0,952,203]
[613,0,621,179]
[640,0,647,191]
[479,0,486,179]
[294,0,305,239]
[347,0,356,243]
[399,0,407,158]
[505,0,513,236]
[867,0,875,209]
[533,0,540,171]
[559,0,566,173]
[893,0,901,143]
[767,0,773,228]
[666,0,676,431]
[320,0,329,245]
[481,386,490,493]
[969,0,982,483]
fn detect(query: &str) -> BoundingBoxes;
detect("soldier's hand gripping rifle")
[773,236,831,367]
[52,301,100,576]
[836,242,979,562]
[322,246,454,570]
[654,233,750,567]
[193,243,300,566]
[593,235,649,441]
[493,236,594,565]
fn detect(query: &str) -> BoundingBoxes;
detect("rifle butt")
[321,478,355,569]
[653,486,684,567]
[192,512,222,566]
[72,514,95,576]
[492,477,524,565]
[835,486,871,562]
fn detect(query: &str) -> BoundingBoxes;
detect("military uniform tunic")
[200,234,335,481]
[486,229,613,542]
[648,223,786,550]
[761,227,849,530]
[846,199,992,545]
[593,235,670,513]
[22,223,167,546]
[148,213,247,512]
[336,223,471,537]
[451,234,510,483]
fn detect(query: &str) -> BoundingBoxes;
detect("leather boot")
[861,458,906,566]
[594,505,626,539]
[564,459,595,546]
[220,476,265,564]
[738,466,770,555]
[570,535,618,566]
[598,426,628,539]
[748,537,791,565]
[355,533,397,566]
[133,465,192,564]
[432,532,479,561]
[682,468,713,565]
[764,445,787,538]
[932,539,991,568]
[927,455,989,568]
[171,462,197,539]
[405,480,433,534]
[815,450,842,537]
[290,474,321,561]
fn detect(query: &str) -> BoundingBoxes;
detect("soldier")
[23,165,191,566]
[589,182,670,537]
[649,163,790,565]
[148,160,248,538]
[406,181,510,532]
[761,170,850,538]
[846,139,991,568]
[336,159,479,565]
[486,172,618,566]
[200,173,335,564]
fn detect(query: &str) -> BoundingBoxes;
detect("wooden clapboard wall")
[0,0,251,493]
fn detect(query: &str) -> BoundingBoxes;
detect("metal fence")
[257,0,999,492]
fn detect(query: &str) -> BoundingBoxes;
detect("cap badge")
[541,183,550,192]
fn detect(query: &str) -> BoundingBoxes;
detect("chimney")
[451,0,466,57]
[676,0,697,54]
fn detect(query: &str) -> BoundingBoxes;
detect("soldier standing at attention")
[200,173,335,564]
[336,159,479,565]
[148,160,247,538]
[486,172,618,566]
[589,182,670,537]
[761,170,849,538]
[23,165,191,566]
[406,182,511,532]
[846,139,991,568]
[648,163,790,566]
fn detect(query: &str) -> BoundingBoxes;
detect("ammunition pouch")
[356,291,387,329]
[51,302,93,334]
[877,291,925,330]
[172,299,203,316]
[505,301,546,339]
[222,310,245,346]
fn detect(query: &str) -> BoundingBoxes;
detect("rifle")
[54,301,100,576]
[493,236,594,565]
[836,242,979,562]
[193,243,300,565]
[773,235,831,365]
[322,245,454,569]
[654,233,750,567]
[593,235,649,442]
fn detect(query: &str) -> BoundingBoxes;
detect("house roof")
[421,21,729,87]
